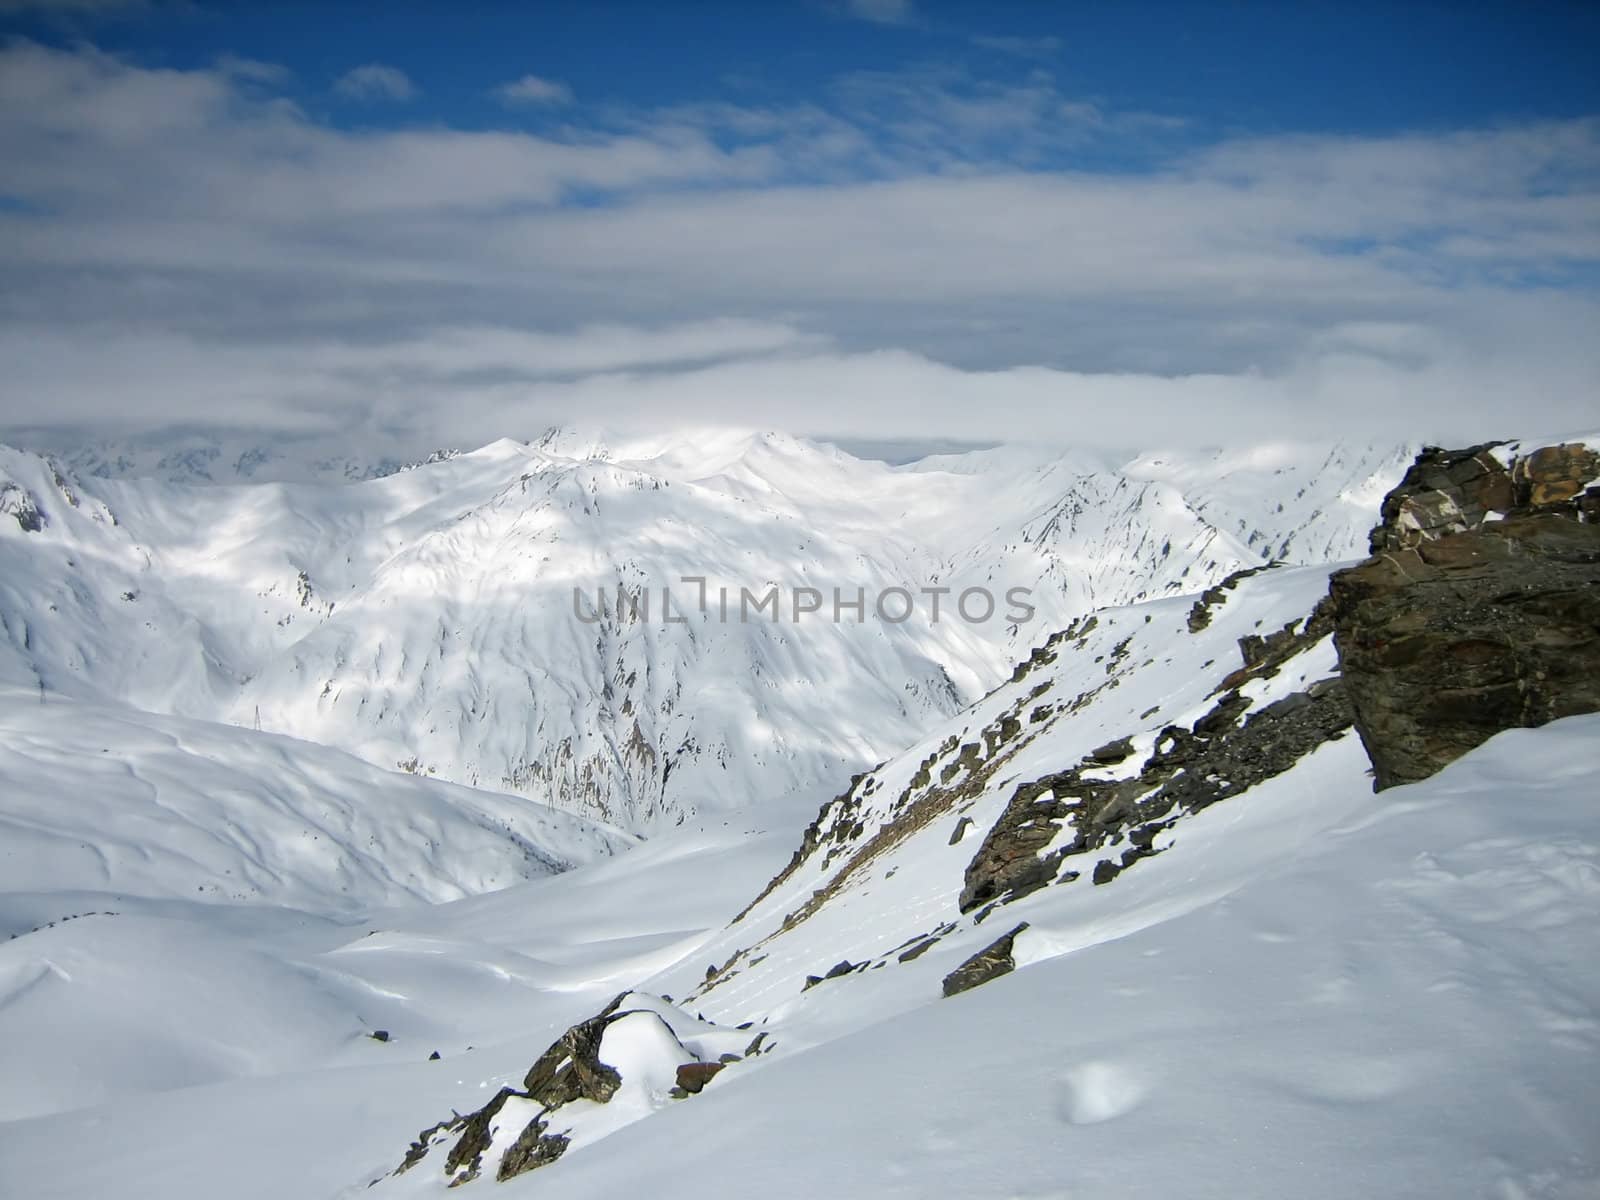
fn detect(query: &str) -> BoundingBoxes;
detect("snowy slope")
[1,423,1595,1199]
[0,687,628,915]
[0,803,793,1130]
[1,431,1414,834]
[358,554,1599,1198]
[502,716,1600,1200]
[3,616,1593,1197]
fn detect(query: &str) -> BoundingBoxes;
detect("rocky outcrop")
[1331,441,1600,789]
[1186,563,1276,633]
[520,1010,623,1108]
[1,481,44,533]
[960,595,1352,914]
[391,993,705,1188]
[1369,441,1599,553]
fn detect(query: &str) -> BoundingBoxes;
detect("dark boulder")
[674,1061,725,1094]
[942,923,1029,998]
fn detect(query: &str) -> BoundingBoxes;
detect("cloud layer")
[0,40,1596,452]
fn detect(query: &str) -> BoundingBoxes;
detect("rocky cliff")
[1330,440,1600,789]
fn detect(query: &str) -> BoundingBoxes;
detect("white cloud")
[0,41,1596,452]
[334,63,415,102]
[495,74,573,106]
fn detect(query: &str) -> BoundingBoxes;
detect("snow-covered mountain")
[3,529,1594,1198]
[361,563,1599,1199]
[1,429,1596,1200]
[0,429,1415,834]
[25,429,458,486]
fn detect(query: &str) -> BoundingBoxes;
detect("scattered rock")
[802,959,858,991]
[674,1061,725,1094]
[942,923,1029,998]
[1186,563,1276,632]
[1085,737,1134,765]
[959,621,1352,914]
[369,1030,391,1043]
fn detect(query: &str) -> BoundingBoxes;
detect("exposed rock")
[441,1087,515,1183]
[802,959,858,990]
[1332,441,1600,789]
[942,923,1028,998]
[497,1118,569,1181]
[521,1009,622,1107]
[674,1061,725,1094]
[948,816,973,845]
[1369,441,1599,554]
[1085,736,1134,765]
[1,482,44,533]
[959,634,1353,915]
[1186,563,1276,632]
[394,991,690,1187]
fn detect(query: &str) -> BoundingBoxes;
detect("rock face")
[521,1010,624,1108]
[1331,441,1600,790]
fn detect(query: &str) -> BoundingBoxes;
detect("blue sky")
[0,0,1597,450]
[11,0,1600,140]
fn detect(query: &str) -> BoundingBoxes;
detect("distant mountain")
[0,427,1415,834]
[13,429,460,486]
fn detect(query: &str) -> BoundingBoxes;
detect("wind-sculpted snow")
[0,688,629,913]
[0,431,1413,834]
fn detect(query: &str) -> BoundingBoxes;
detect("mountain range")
[1,427,1595,1200]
